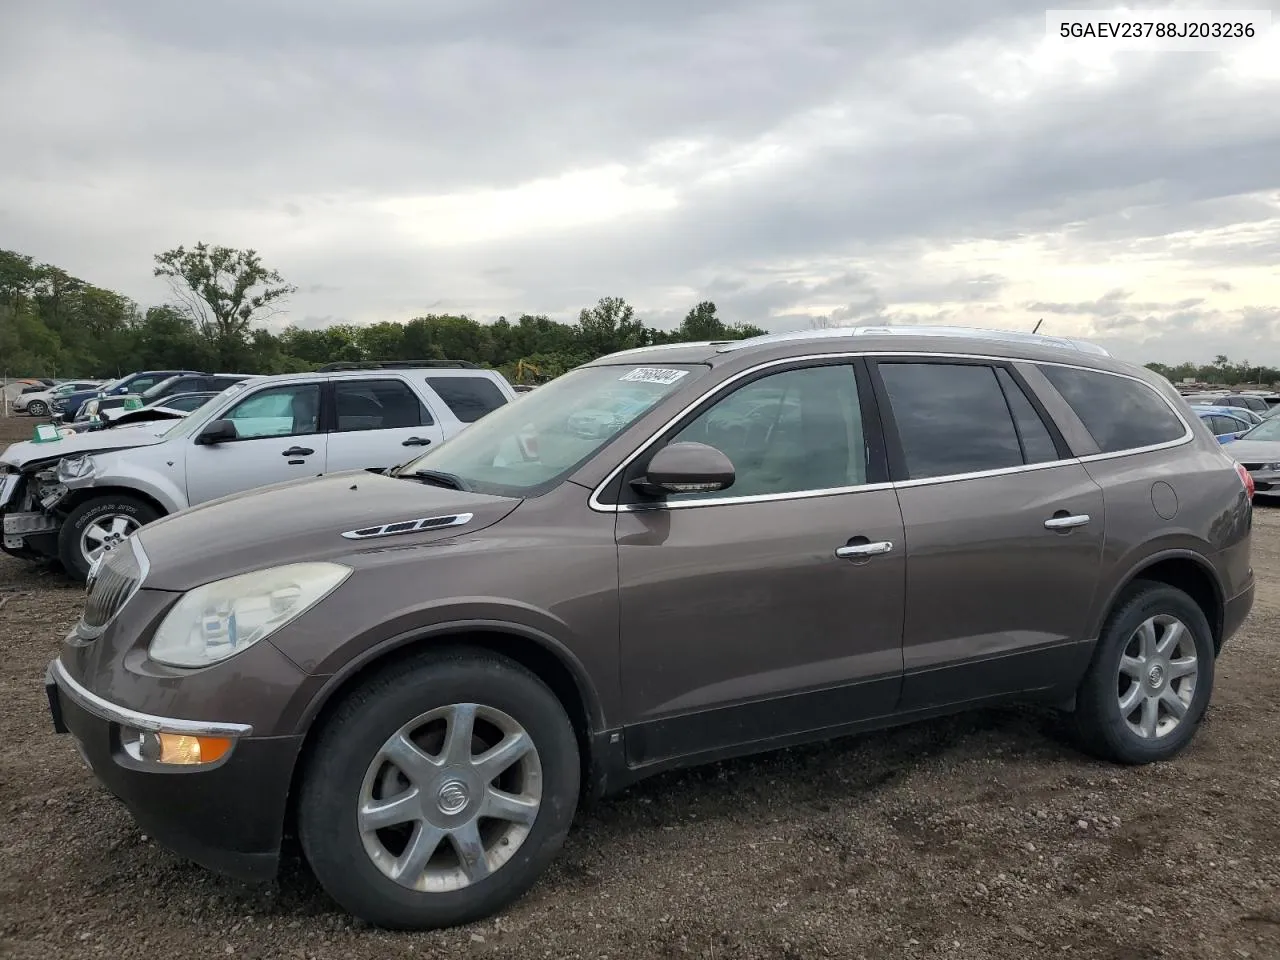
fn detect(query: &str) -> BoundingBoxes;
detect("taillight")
[1235,462,1255,498]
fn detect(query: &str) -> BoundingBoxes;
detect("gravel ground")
[2,412,1279,960]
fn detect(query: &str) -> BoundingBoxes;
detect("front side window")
[879,362,1028,480]
[663,363,867,499]
[426,376,509,423]
[1039,365,1186,454]
[223,384,321,439]
[400,363,708,497]
[334,379,431,431]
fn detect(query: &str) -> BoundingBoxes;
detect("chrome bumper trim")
[48,658,254,738]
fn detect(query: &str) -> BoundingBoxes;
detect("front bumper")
[45,658,302,883]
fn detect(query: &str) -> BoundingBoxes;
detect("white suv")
[13,380,103,417]
[0,362,516,579]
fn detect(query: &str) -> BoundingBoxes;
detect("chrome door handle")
[835,540,894,559]
[1044,514,1091,530]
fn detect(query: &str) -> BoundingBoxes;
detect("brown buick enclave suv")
[44,326,1255,929]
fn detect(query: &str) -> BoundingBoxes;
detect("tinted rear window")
[1039,366,1186,454]
[879,362,1025,479]
[426,376,508,423]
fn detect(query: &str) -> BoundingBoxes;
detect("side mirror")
[196,419,238,445]
[633,441,735,496]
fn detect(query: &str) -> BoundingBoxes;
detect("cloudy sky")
[2,1,1279,366]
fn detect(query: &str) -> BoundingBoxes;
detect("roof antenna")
[1031,318,1044,334]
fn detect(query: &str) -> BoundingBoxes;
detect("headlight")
[57,454,97,482]
[1262,462,1280,472]
[148,562,351,668]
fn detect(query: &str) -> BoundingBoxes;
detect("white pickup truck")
[0,362,516,579]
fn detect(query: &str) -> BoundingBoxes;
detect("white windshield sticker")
[618,367,689,386]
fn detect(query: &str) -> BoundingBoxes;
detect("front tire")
[27,399,48,417]
[57,495,159,581]
[298,650,580,930]
[1072,581,1215,764]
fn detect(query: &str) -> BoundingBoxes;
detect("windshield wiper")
[408,468,468,491]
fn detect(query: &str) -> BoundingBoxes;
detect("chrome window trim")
[48,658,254,738]
[587,350,1193,513]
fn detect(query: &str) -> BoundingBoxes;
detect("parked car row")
[1,361,517,577]
[29,326,1255,931]
[56,391,224,435]
[13,380,106,417]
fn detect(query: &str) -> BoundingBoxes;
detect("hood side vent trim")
[341,512,474,541]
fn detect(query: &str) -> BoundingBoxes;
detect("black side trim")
[624,674,901,766]
[899,640,1093,713]
[607,687,1064,794]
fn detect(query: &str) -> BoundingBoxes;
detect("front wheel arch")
[285,626,603,842]
[61,485,169,521]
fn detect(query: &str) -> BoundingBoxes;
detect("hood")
[0,427,171,470]
[135,470,522,590]
[1225,439,1280,463]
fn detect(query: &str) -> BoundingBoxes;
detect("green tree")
[575,296,648,356]
[153,243,297,368]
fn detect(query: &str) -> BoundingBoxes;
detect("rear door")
[869,357,1106,711]
[324,377,446,472]
[184,380,328,504]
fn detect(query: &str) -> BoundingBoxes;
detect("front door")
[324,378,446,472]
[185,381,328,505]
[615,360,906,766]
[869,358,1106,711]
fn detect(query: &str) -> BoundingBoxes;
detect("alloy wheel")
[80,514,141,565]
[357,702,542,893]
[1117,614,1199,739]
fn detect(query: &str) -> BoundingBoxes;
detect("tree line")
[0,245,766,385]
[1144,357,1280,389]
[4,244,1274,388]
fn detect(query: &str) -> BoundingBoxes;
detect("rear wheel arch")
[1093,551,1224,651]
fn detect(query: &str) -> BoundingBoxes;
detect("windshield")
[161,381,253,438]
[399,363,709,497]
[95,377,124,393]
[1240,417,1280,442]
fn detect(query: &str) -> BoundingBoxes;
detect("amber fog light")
[128,729,232,765]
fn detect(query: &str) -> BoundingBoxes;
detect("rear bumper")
[46,659,302,883]
[1221,579,1255,650]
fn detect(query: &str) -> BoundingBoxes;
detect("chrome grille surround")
[80,535,148,637]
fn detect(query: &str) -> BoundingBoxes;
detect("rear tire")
[298,649,580,930]
[58,495,159,581]
[1072,581,1215,764]
[27,399,48,417]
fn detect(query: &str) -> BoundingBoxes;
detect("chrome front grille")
[82,538,145,632]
